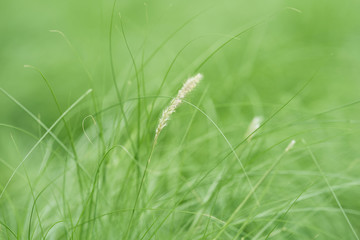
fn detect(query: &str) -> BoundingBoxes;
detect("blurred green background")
[1,0,360,239]
[2,0,360,125]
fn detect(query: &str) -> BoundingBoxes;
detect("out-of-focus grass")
[1,0,360,239]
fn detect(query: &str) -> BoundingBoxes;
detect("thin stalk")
[109,0,136,153]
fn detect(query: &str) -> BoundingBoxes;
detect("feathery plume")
[126,75,202,238]
[285,139,296,152]
[155,73,203,142]
[245,116,263,141]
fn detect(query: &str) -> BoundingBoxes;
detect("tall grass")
[1,0,360,239]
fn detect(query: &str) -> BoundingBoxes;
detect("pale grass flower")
[155,73,203,142]
[245,116,263,141]
[285,139,296,152]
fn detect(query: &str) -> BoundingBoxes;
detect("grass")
[1,0,360,239]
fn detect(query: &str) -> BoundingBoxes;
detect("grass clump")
[1,0,360,239]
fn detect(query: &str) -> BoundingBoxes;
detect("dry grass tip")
[245,116,263,142]
[285,140,296,152]
[155,73,203,142]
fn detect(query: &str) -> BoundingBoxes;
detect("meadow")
[1,0,360,239]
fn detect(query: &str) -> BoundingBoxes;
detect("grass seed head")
[245,116,263,141]
[155,73,203,142]
[285,139,296,152]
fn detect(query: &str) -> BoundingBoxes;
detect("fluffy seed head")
[155,73,203,142]
[285,140,296,152]
[245,116,263,141]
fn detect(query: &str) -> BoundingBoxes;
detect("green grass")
[1,0,360,239]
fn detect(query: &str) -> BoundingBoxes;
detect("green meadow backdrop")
[1,0,360,239]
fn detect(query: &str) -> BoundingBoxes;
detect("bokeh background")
[1,0,360,239]
[2,0,360,128]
